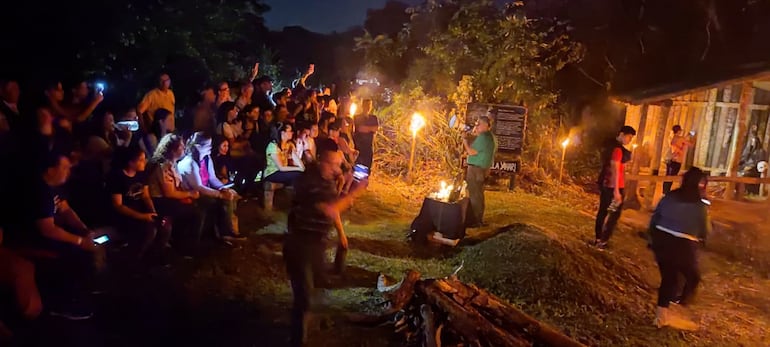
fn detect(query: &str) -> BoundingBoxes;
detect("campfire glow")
[350,103,358,117]
[435,180,454,201]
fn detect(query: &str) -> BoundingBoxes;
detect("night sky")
[263,0,422,33]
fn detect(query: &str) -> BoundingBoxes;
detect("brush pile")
[349,269,585,347]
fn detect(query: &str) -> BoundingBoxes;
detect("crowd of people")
[0,62,379,341]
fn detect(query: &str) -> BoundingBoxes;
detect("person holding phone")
[4,153,98,320]
[178,132,244,244]
[664,125,695,194]
[107,147,170,262]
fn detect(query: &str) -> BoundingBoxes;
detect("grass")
[87,175,770,347]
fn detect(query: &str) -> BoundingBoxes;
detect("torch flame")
[435,180,454,201]
[561,138,570,149]
[349,103,357,117]
[410,112,426,137]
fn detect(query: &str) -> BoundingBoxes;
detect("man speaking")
[463,115,497,227]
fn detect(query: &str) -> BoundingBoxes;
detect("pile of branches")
[349,269,586,347]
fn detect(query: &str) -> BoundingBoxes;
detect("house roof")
[611,61,770,105]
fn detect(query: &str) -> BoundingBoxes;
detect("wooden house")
[611,62,770,207]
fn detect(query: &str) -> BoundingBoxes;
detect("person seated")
[85,111,132,172]
[212,136,233,185]
[294,121,316,164]
[147,134,200,251]
[4,153,98,320]
[327,121,358,194]
[264,122,304,186]
[140,108,175,158]
[107,147,171,262]
[217,102,259,193]
[178,132,244,243]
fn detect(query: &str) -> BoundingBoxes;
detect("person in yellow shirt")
[138,74,175,129]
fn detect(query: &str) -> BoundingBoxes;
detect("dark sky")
[263,0,421,33]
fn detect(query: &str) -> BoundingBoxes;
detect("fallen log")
[349,270,584,347]
[346,269,421,325]
[417,279,532,347]
[444,277,585,347]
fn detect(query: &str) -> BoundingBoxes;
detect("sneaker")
[50,307,93,321]
[591,239,608,250]
[222,235,247,242]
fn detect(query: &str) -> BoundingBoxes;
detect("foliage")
[374,86,464,181]
[360,0,583,183]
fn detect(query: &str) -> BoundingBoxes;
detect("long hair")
[186,131,212,163]
[216,101,237,125]
[152,133,184,163]
[151,108,173,139]
[270,122,292,145]
[673,167,707,203]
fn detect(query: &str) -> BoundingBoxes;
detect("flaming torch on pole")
[558,138,570,185]
[407,112,426,181]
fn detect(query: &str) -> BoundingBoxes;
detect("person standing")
[284,140,368,347]
[594,125,636,249]
[138,73,175,130]
[663,125,694,194]
[463,116,497,228]
[352,99,379,170]
[649,167,708,331]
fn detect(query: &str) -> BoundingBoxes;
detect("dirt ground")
[17,178,770,347]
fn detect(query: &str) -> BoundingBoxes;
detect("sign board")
[466,103,527,155]
[461,158,521,174]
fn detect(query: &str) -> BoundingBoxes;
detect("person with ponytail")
[649,167,710,331]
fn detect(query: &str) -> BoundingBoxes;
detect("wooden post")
[651,103,673,207]
[725,82,754,200]
[695,89,717,167]
[725,83,754,200]
[711,86,732,169]
[625,104,649,209]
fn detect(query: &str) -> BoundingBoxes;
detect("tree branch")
[701,20,711,61]
[576,66,606,88]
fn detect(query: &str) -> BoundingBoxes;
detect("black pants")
[33,243,95,311]
[283,234,328,347]
[153,197,199,246]
[196,197,236,242]
[663,161,682,194]
[466,165,487,225]
[651,229,700,307]
[115,216,169,259]
[594,187,624,242]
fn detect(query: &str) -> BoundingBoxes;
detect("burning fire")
[435,181,454,201]
[410,112,426,137]
[349,103,358,117]
[561,138,570,148]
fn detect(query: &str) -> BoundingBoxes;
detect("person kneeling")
[107,147,170,263]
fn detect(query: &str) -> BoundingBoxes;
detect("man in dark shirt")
[284,139,368,347]
[251,76,275,113]
[594,125,636,249]
[352,99,379,169]
[7,153,98,320]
